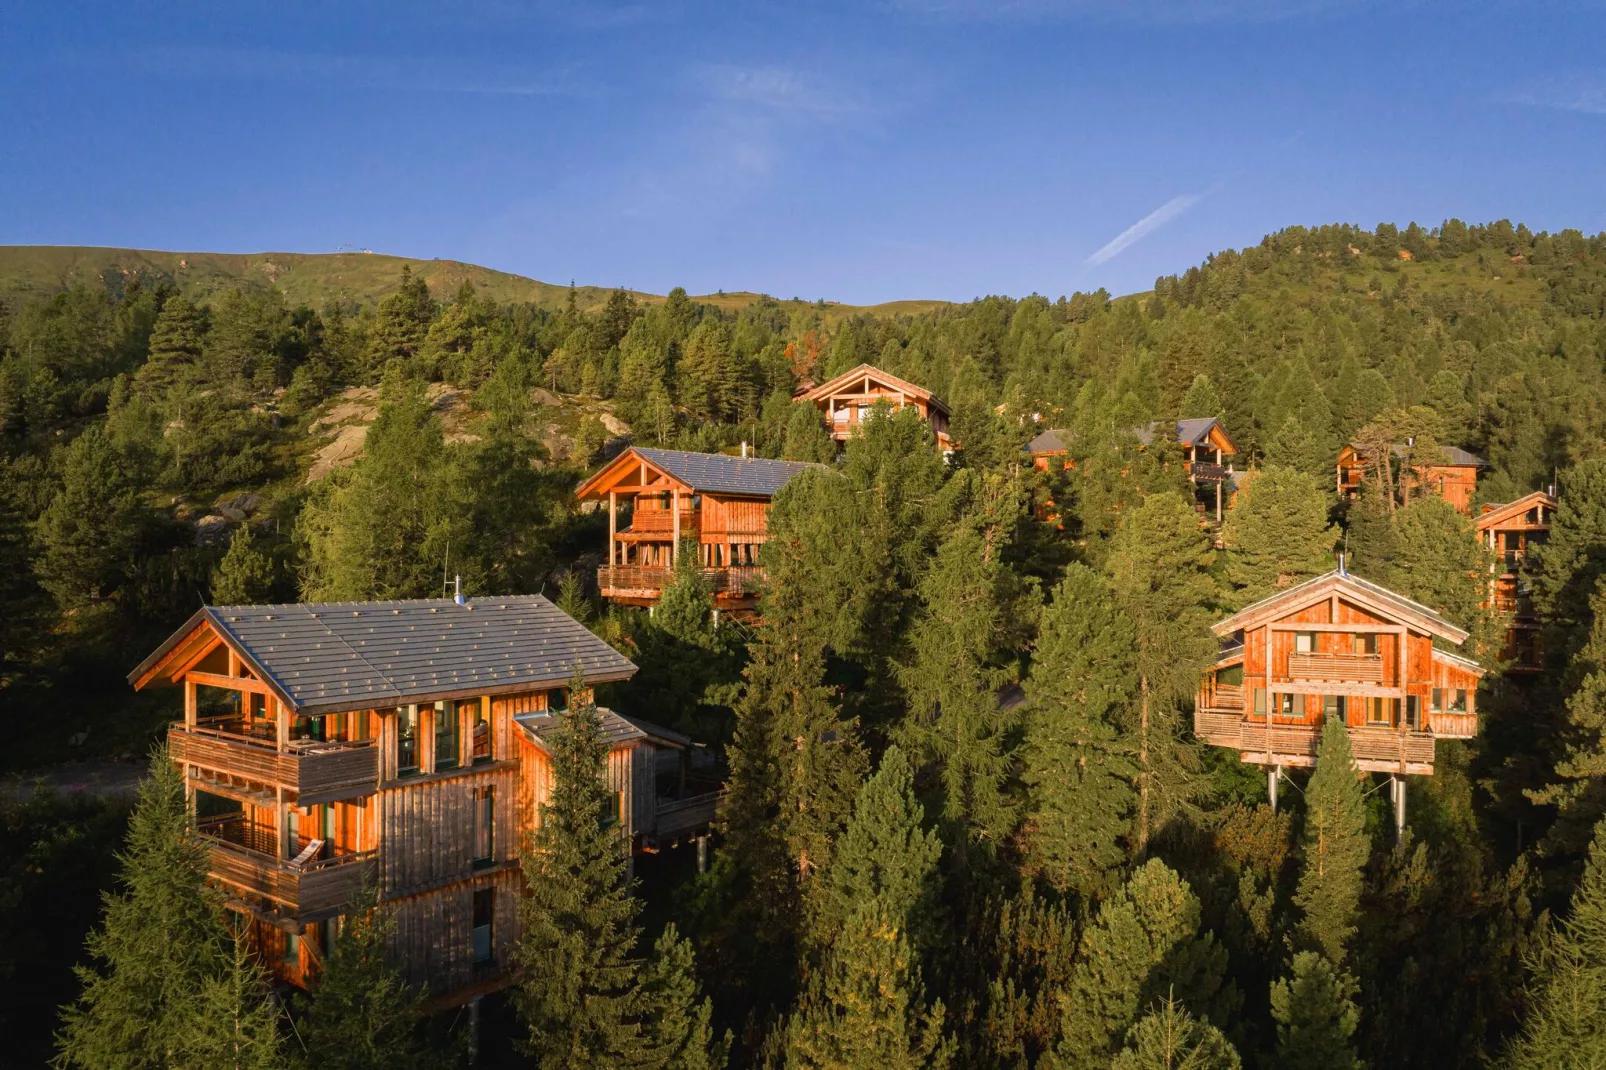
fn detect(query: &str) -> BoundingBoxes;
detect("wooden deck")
[597,565,765,601]
[1287,652,1385,683]
[199,816,375,920]
[1193,709,1437,774]
[653,789,725,840]
[171,724,378,804]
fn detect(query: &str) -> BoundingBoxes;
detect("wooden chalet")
[575,446,821,613]
[1336,442,1488,515]
[1476,489,1556,672]
[130,595,721,1003]
[796,364,952,450]
[1023,427,1070,471]
[1194,567,1485,828]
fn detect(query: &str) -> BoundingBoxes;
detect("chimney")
[1338,552,1347,577]
[454,575,465,605]
[741,441,749,459]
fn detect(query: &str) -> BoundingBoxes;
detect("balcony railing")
[1193,712,1438,768]
[171,723,378,802]
[598,565,766,599]
[654,789,727,840]
[198,816,375,918]
[624,508,700,537]
[1188,461,1230,483]
[1287,652,1385,683]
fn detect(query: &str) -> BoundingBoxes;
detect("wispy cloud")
[89,45,580,97]
[1086,193,1201,265]
[890,0,1385,23]
[690,64,861,117]
[1499,72,1606,115]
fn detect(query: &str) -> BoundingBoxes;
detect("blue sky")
[1,1,1602,304]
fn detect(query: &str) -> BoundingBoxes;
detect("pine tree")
[1220,466,1335,607]
[1535,583,1606,859]
[212,526,276,605]
[1049,860,1233,1070]
[293,883,429,1070]
[514,680,652,1067]
[1106,493,1217,855]
[1180,374,1224,421]
[1533,457,1606,667]
[55,749,232,1069]
[1509,818,1606,1069]
[172,924,287,1070]
[895,518,1022,866]
[1112,996,1242,1070]
[785,747,949,1069]
[365,267,435,378]
[1390,495,1501,661]
[1265,414,1334,481]
[1023,564,1138,898]
[134,296,204,398]
[782,402,835,463]
[637,924,727,1070]
[1268,951,1361,1070]
[1343,482,1396,586]
[1293,719,1369,964]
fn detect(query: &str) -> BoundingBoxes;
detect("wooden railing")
[1197,681,1243,713]
[655,789,726,839]
[1192,712,1437,768]
[198,817,375,917]
[626,509,700,536]
[1188,461,1230,483]
[171,725,378,801]
[598,566,767,599]
[1427,711,1478,739]
[1287,652,1385,683]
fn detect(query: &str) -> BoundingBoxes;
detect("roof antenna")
[454,575,465,606]
[1338,550,1348,577]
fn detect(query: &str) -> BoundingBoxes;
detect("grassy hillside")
[0,245,949,321]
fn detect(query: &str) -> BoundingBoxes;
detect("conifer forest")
[10,219,1606,1068]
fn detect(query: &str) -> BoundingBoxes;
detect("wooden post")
[276,698,290,750]
[1268,766,1279,812]
[1215,447,1224,521]
[184,677,197,730]
[671,488,680,565]
[608,491,617,568]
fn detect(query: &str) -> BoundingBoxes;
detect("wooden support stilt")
[1268,766,1279,812]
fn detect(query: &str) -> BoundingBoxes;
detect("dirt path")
[1,759,145,802]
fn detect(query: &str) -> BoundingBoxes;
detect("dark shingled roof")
[1024,428,1069,454]
[632,447,822,497]
[130,595,637,715]
[515,708,691,751]
[1133,417,1223,448]
[1352,442,1489,468]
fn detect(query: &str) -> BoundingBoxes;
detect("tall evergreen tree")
[1049,860,1233,1070]
[1533,457,1606,668]
[1112,996,1242,1070]
[1268,951,1361,1070]
[1342,482,1396,585]
[55,749,231,1069]
[1180,374,1224,421]
[1535,581,1606,860]
[1023,564,1138,898]
[637,924,727,1070]
[293,883,429,1070]
[173,924,287,1070]
[1508,818,1606,1070]
[1390,495,1501,660]
[365,267,435,378]
[1220,466,1336,607]
[1292,720,1369,964]
[212,526,276,605]
[514,681,653,1068]
[1265,413,1334,481]
[1106,493,1217,855]
[134,296,204,398]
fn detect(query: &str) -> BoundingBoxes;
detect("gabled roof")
[1475,489,1558,531]
[1024,428,1069,455]
[575,447,821,500]
[798,364,950,417]
[514,707,690,752]
[1132,417,1238,455]
[130,596,637,715]
[1343,442,1489,468]
[1213,569,1473,647]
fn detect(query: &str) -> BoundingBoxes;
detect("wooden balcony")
[597,565,766,601]
[1188,461,1230,483]
[1193,711,1438,773]
[170,724,378,805]
[199,817,375,920]
[622,508,700,538]
[1426,711,1478,739]
[1287,652,1384,683]
[653,789,726,841]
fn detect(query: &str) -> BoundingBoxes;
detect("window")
[283,930,301,969]
[1295,632,1316,654]
[472,788,494,867]
[397,706,420,777]
[1353,633,1378,655]
[1365,697,1394,726]
[434,701,458,771]
[472,889,494,966]
[1218,664,1244,687]
[1276,693,1296,717]
[1322,695,1346,720]
[1448,689,1468,713]
[1431,688,1443,712]
[1405,695,1421,730]
[1253,688,1267,718]
[470,701,491,763]
[600,790,624,829]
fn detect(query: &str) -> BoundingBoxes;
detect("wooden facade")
[575,446,818,613]
[797,364,952,450]
[130,598,719,1005]
[1476,490,1556,672]
[1337,442,1487,515]
[1195,570,1485,791]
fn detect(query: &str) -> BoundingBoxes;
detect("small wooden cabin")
[575,446,821,613]
[1476,489,1556,672]
[129,595,719,1005]
[796,364,952,450]
[1023,427,1070,471]
[1337,443,1487,514]
[1195,569,1485,824]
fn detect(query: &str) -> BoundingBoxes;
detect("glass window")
[1354,633,1378,655]
[1295,632,1315,654]
[1253,688,1267,717]
[1449,689,1468,713]
[1431,688,1443,712]
[600,790,623,829]
[283,930,301,968]
[472,889,494,966]
[466,699,491,763]
[434,702,458,771]
[398,706,420,776]
[1366,697,1393,726]
[1406,695,1421,730]
[472,788,494,867]
[1322,694,1346,720]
